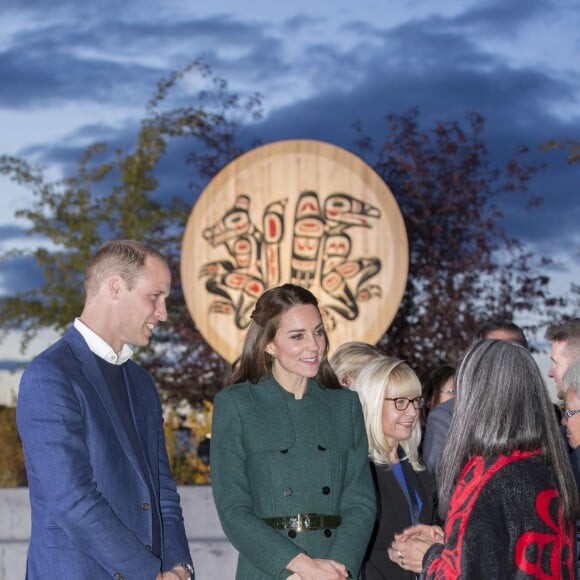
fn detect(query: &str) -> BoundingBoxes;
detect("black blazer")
[362,449,438,580]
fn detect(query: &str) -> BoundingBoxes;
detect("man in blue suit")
[17,240,194,580]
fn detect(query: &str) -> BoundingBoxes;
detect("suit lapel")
[123,363,157,487]
[64,327,150,488]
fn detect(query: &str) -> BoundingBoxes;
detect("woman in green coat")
[211,284,376,580]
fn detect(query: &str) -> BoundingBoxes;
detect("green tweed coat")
[211,376,377,580]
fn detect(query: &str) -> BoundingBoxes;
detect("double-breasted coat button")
[288,529,297,539]
[324,529,332,537]
[283,487,293,496]
[113,572,124,580]
[322,486,331,495]
[140,502,150,510]
[146,544,152,551]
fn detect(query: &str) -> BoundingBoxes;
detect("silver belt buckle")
[296,513,311,531]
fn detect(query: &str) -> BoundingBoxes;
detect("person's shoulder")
[214,380,277,419]
[24,331,76,371]
[429,398,455,419]
[214,380,255,401]
[477,452,553,496]
[309,380,351,398]
[497,451,550,478]
[312,382,363,414]
[218,381,251,394]
[19,331,81,394]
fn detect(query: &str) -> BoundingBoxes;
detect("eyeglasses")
[384,397,425,411]
[564,409,580,421]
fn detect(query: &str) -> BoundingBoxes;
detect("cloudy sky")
[0,0,579,371]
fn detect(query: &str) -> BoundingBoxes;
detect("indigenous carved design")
[199,191,382,331]
[181,140,408,363]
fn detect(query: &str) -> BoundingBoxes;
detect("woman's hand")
[387,524,443,573]
[395,523,444,543]
[287,553,349,579]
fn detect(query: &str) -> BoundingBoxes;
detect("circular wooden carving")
[181,139,408,363]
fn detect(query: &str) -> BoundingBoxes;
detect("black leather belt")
[264,513,342,532]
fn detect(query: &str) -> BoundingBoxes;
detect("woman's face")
[382,388,419,447]
[267,303,326,385]
[437,376,455,405]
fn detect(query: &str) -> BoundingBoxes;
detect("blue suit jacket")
[16,327,193,579]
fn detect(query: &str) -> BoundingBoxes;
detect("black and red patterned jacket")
[423,449,575,579]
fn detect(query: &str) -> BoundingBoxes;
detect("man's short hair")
[475,320,529,349]
[545,319,580,359]
[545,319,580,342]
[84,240,166,297]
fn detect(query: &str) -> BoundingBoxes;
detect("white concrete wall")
[0,370,21,407]
[0,486,238,579]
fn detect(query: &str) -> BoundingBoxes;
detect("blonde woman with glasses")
[353,357,441,580]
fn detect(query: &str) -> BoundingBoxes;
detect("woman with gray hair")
[389,339,578,578]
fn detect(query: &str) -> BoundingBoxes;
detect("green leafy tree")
[0,61,262,405]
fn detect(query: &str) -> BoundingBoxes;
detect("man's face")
[548,340,574,400]
[112,256,171,351]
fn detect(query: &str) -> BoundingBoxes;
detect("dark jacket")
[423,450,575,579]
[362,449,438,580]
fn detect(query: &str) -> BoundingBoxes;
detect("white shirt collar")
[74,318,133,365]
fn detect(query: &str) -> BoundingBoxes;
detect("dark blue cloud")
[0,224,28,242]
[0,45,162,108]
[0,4,283,109]
[1,0,578,296]
[451,0,566,33]
[0,254,44,295]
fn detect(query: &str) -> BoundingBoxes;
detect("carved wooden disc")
[181,139,408,363]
